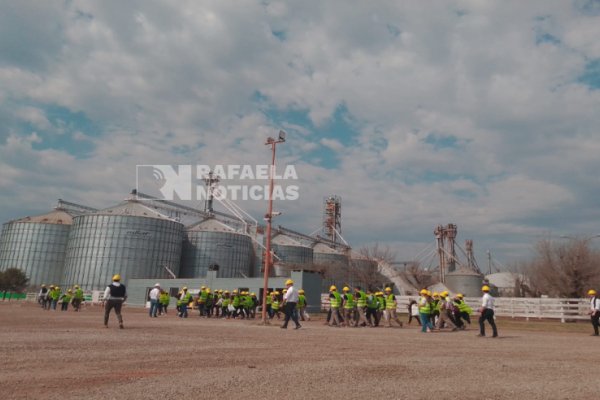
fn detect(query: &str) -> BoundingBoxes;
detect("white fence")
[320,294,592,323]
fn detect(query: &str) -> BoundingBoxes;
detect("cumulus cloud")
[1,1,600,266]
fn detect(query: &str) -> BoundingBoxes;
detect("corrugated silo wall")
[180,231,254,279]
[271,244,313,265]
[62,215,183,290]
[0,221,70,287]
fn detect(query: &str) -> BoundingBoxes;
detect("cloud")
[1,1,600,267]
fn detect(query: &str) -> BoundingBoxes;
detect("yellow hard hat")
[55,287,60,290]
[343,286,350,292]
[329,285,337,291]
[112,274,121,281]
[441,291,449,297]
[298,289,305,294]
[68,289,72,292]
[588,289,597,296]
[232,289,238,294]
[433,292,439,297]
[384,287,392,292]
[456,293,464,298]
[182,286,188,290]
[285,279,294,285]
[419,289,428,295]
[376,292,383,296]
[201,286,206,289]
[250,292,255,296]
[224,290,229,294]
[282,289,287,293]
[482,285,490,292]
[42,284,46,287]
[218,289,223,293]
[74,285,79,289]
[274,291,280,295]
[426,290,432,296]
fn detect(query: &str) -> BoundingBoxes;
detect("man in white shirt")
[148,283,161,318]
[477,285,498,338]
[588,289,600,336]
[281,279,301,329]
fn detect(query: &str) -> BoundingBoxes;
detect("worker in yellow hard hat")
[327,285,342,327]
[102,273,127,329]
[341,286,356,327]
[383,287,403,328]
[280,277,301,329]
[177,286,192,319]
[477,285,498,338]
[588,289,599,336]
[452,293,472,329]
[270,291,281,320]
[297,289,309,322]
[418,289,434,333]
[435,291,458,331]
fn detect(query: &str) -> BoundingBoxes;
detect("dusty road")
[1,302,598,400]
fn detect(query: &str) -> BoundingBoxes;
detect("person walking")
[50,286,62,311]
[341,287,355,327]
[281,279,301,329]
[60,289,73,311]
[384,287,403,328]
[177,287,192,318]
[365,290,379,327]
[102,274,127,329]
[38,285,49,309]
[159,289,170,315]
[71,285,84,312]
[297,289,309,321]
[436,291,458,331]
[588,289,600,336]
[148,283,161,318]
[477,285,498,338]
[418,289,434,333]
[328,286,342,327]
[408,299,421,326]
[354,286,372,327]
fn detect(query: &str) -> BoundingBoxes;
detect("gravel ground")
[1,302,599,400]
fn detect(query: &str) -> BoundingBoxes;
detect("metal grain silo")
[180,218,254,278]
[0,209,73,287]
[62,200,183,290]
[271,234,313,276]
[445,268,484,297]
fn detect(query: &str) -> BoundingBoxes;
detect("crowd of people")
[36,276,600,337]
[37,284,84,312]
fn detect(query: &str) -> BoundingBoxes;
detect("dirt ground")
[1,302,599,400]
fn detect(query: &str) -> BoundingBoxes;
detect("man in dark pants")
[102,274,127,329]
[477,285,498,338]
[588,289,600,336]
[281,279,301,329]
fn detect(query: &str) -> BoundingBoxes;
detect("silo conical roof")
[13,209,74,225]
[186,218,237,233]
[95,200,173,220]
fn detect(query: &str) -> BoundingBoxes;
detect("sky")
[1,0,600,269]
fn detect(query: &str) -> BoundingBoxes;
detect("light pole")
[261,130,286,324]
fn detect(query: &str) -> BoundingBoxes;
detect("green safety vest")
[455,300,472,314]
[266,295,272,305]
[159,293,170,305]
[232,295,241,307]
[386,294,396,310]
[418,296,431,314]
[74,289,84,300]
[62,294,72,302]
[272,299,280,310]
[52,290,62,300]
[199,291,208,302]
[178,292,191,306]
[432,299,441,312]
[343,293,355,309]
[298,295,306,308]
[222,298,230,307]
[367,295,378,309]
[356,291,367,308]
[377,296,386,311]
[330,292,341,308]
[244,296,253,308]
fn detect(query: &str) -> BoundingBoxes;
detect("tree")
[520,238,600,297]
[398,262,438,290]
[0,268,29,294]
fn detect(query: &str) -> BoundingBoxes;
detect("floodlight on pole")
[261,130,287,324]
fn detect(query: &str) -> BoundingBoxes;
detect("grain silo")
[180,218,254,278]
[62,200,183,290]
[0,208,73,287]
[445,268,484,297]
[271,233,313,276]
